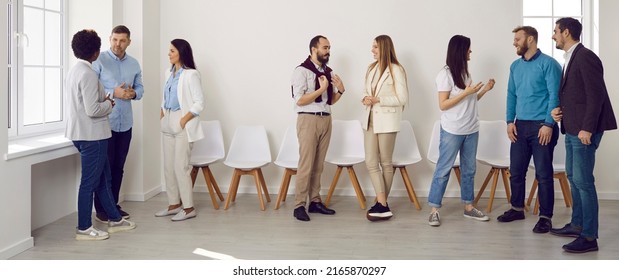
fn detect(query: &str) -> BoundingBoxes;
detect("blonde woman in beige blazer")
[156,39,205,221]
[361,35,408,221]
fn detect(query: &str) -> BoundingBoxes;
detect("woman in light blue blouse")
[155,39,205,221]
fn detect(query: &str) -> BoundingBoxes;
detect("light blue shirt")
[506,49,561,126]
[163,68,183,111]
[92,49,144,132]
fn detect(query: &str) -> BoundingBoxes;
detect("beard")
[317,53,330,64]
[516,43,529,56]
[555,40,563,50]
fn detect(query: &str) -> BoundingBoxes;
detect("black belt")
[298,112,330,116]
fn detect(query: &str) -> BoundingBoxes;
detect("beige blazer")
[65,60,113,141]
[161,68,205,142]
[361,64,408,133]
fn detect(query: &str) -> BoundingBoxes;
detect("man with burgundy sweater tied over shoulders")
[290,35,346,221]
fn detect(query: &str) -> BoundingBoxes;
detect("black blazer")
[559,43,617,135]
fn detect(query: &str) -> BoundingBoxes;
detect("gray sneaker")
[108,218,136,233]
[428,211,441,227]
[76,226,109,241]
[464,207,490,221]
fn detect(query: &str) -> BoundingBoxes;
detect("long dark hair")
[171,38,196,70]
[445,35,470,89]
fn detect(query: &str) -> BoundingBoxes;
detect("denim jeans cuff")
[428,202,442,209]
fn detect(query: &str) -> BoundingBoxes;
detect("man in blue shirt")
[92,25,144,222]
[498,26,562,234]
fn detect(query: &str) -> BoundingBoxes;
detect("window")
[7,0,65,138]
[522,0,598,65]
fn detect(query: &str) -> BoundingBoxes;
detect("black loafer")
[293,206,310,221]
[550,223,582,238]
[563,237,599,253]
[497,209,525,222]
[308,202,336,215]
[532,218,552,233]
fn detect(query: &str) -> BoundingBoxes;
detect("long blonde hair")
[366,35,407,105]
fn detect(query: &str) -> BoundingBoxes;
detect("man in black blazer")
[550,17,617,253]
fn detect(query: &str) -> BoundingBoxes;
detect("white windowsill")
[5,132,75,160]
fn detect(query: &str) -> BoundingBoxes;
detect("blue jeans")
[565,132,603,239]
[94,128,132,214]
[428,127,478,208]
[73,140,122,230]
[509,120,558,218]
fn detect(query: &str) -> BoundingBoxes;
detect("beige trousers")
[294,114,332,208]
[364,122,396,195]
[161,110,194,208]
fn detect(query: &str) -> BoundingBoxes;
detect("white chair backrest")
[274,125,299,168]
[190,120,225,162]
[427,120,441,164]
[393,120,422,165]
[225,125,271,163]
[477,120,510,160]
[326,120,365,161]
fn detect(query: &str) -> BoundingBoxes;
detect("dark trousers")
[95,128,132,214]
[509,120,558,218]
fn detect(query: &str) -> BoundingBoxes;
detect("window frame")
[7,0,67,139]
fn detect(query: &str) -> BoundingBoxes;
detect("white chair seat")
[223,161,270,170]
[477,158,510,168]
[427,120,462,185]
[325,156,364,166]
[273,159,297,170]
[190,157,222,167]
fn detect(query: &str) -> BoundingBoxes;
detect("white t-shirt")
[435,66,479,135]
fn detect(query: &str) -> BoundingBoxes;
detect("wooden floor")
[10,192,619,260]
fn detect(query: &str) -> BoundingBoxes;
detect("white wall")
[158,0,522,197]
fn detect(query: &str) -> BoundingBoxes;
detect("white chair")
[324,120,367,209]
[474,120,512,213]
[274,125,299,210]
[189,120,225,209]
[392,120,423,210]
[526,133,572,214]
[223,125,271,211]
[427,120,462,185]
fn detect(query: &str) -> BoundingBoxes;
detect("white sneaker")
[155,207,182,217]
[108,218,137,233]
[76,226,109,241]
[428,211,441,227]
[171,209,197,221]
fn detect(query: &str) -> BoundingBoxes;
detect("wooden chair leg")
[399,166,421,210]
[202,167,220,210]
[557,173,572,207]
[474,168,495,206]
[224,169,242,210]
[250,169,266,211]
[453,166,462,186]
[257,168,271,202]
[347,166,366,210]
[205,167,224,201]
[501,168,511,202]
[526,179,539,211]
[275,169,295,210]
[325,166,343,207]
[486,168,500,213]
[190,166,199,188]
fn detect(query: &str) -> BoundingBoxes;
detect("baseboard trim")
[0,237,34,260]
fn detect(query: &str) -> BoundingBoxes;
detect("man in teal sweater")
[498,26,562,234]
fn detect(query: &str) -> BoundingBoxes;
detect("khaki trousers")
[364,123,396,195]
[294,114,332,208]
[161,110,194,208]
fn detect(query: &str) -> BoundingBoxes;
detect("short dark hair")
[111,25,131,38]
[512,26,538,43]
[309,35,327,54]
[171,38,196,70]
[71,29,101,60]
[556,17,582,41]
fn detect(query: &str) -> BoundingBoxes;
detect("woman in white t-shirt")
[428,35,495,227]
